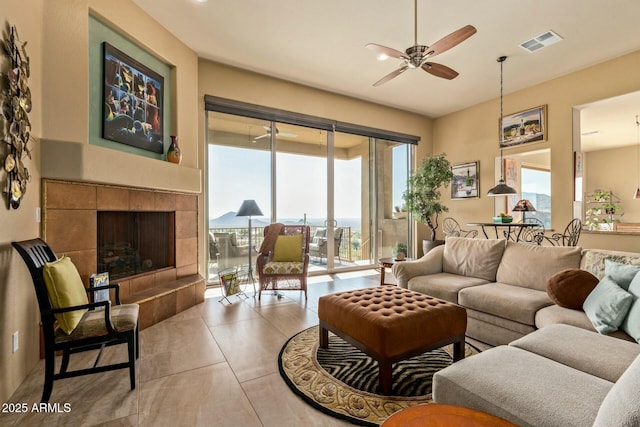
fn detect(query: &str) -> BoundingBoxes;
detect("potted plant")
[402,153,454,254]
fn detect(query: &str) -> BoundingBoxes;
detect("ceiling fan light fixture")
[365,0,476,86]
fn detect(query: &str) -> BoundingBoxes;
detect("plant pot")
[422,239,444,256]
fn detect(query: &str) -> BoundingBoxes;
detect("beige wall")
[0,0,44,404]
[1,0,200,402]
[585,145,640,223]
[434,50,640,252]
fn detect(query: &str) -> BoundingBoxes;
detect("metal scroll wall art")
[1,24,33,209]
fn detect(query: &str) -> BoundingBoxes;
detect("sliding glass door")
[206,110,412,282]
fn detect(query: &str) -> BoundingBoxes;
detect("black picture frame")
[102,42,164,153]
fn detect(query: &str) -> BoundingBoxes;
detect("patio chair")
[309,227,344,263]
[256,224,310,300]
[443,217,478,238]
[537,218,582,246]
[11,239,139,403]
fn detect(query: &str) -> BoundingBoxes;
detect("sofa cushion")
[509,324,640,383]
[621,272,640,343]
[407,272,489,303]
[546,268,599,309]
[534,305,635,341]
[581,248,640,280]
[496,242,582,291]
[583,276,633,334]
[442,237,505,281]
[604,258,640,291]
[459,282,553,326]
[433,346,612,427]
[593,354,640,427]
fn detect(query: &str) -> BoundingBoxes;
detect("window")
[521,167,551,228]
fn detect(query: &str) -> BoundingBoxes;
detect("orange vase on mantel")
[167,135,182,164]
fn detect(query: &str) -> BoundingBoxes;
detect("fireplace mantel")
[41,140,201,193]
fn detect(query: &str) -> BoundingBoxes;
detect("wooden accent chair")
[256,225,310,300]
[11,239,139,403]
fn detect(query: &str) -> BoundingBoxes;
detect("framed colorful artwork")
[102,42,164,153]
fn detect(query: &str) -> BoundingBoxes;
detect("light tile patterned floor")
[1,270,381,427]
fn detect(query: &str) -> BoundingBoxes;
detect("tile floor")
[1,270,388,427]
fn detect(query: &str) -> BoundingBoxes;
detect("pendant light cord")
[498,56,507,180]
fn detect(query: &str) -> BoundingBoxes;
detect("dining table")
[466,222,542,242]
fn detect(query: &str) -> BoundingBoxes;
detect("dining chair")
[537,218,582,246]
[443,217,478,238]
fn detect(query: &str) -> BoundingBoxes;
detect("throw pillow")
[583,276,633,334]
[272,234,303,262]
[621,272,640,343]
[604,259,640,290]
[42,256,89,335]
[546,268,599,309]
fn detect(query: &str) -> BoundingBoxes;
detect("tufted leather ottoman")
[318,286,467,395]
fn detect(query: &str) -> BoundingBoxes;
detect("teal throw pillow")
[604,259,640,291]
[621,273,640,343]
[583,276,634,334]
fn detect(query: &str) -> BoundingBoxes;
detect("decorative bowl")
[493,216,513,223]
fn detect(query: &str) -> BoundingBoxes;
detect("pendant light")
[487,56,518,196]
[634,115,640,199]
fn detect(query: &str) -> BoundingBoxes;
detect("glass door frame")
[205,95,419,275]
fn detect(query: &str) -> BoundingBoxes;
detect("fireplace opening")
[97,211,175,280]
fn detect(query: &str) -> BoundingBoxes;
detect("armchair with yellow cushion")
[256,224,310,300]
[11,239,139,403]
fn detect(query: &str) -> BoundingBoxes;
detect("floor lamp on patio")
[236,199,263,294]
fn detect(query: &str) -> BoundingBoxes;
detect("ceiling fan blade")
[278,132,298,138]
[365,43,409,60]
[253,133,269,141]
[373,65,409,87]
[426,25,477,58]
[422,62,459,80]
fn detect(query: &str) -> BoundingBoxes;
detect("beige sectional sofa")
[433,324,640,427]
[392,237,635,345]
[393,237,640,426]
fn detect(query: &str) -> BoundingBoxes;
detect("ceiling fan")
[253,125,298,142]
[365,0,476,86]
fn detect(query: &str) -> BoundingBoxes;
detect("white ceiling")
[579,91,640,152]
[132,0,640,119]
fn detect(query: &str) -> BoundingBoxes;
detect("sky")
[208,145,362,221]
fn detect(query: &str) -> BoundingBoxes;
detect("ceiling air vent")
[520,30,563,53]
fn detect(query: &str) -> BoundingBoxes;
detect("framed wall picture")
[102,42,164,153]
[451,161,479,199]
[500,105,547,148]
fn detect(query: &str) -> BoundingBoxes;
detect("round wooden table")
[381,404,518,427]
[378,257,413,286]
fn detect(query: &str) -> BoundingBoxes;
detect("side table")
[378,257,413,286]
[381,403,517,427]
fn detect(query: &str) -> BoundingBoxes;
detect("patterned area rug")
[278,325,479,426]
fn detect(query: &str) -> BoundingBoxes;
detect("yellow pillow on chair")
[42,256,89,334]
[272,235,303,262]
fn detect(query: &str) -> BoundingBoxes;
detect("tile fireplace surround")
[41,179,205,330]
